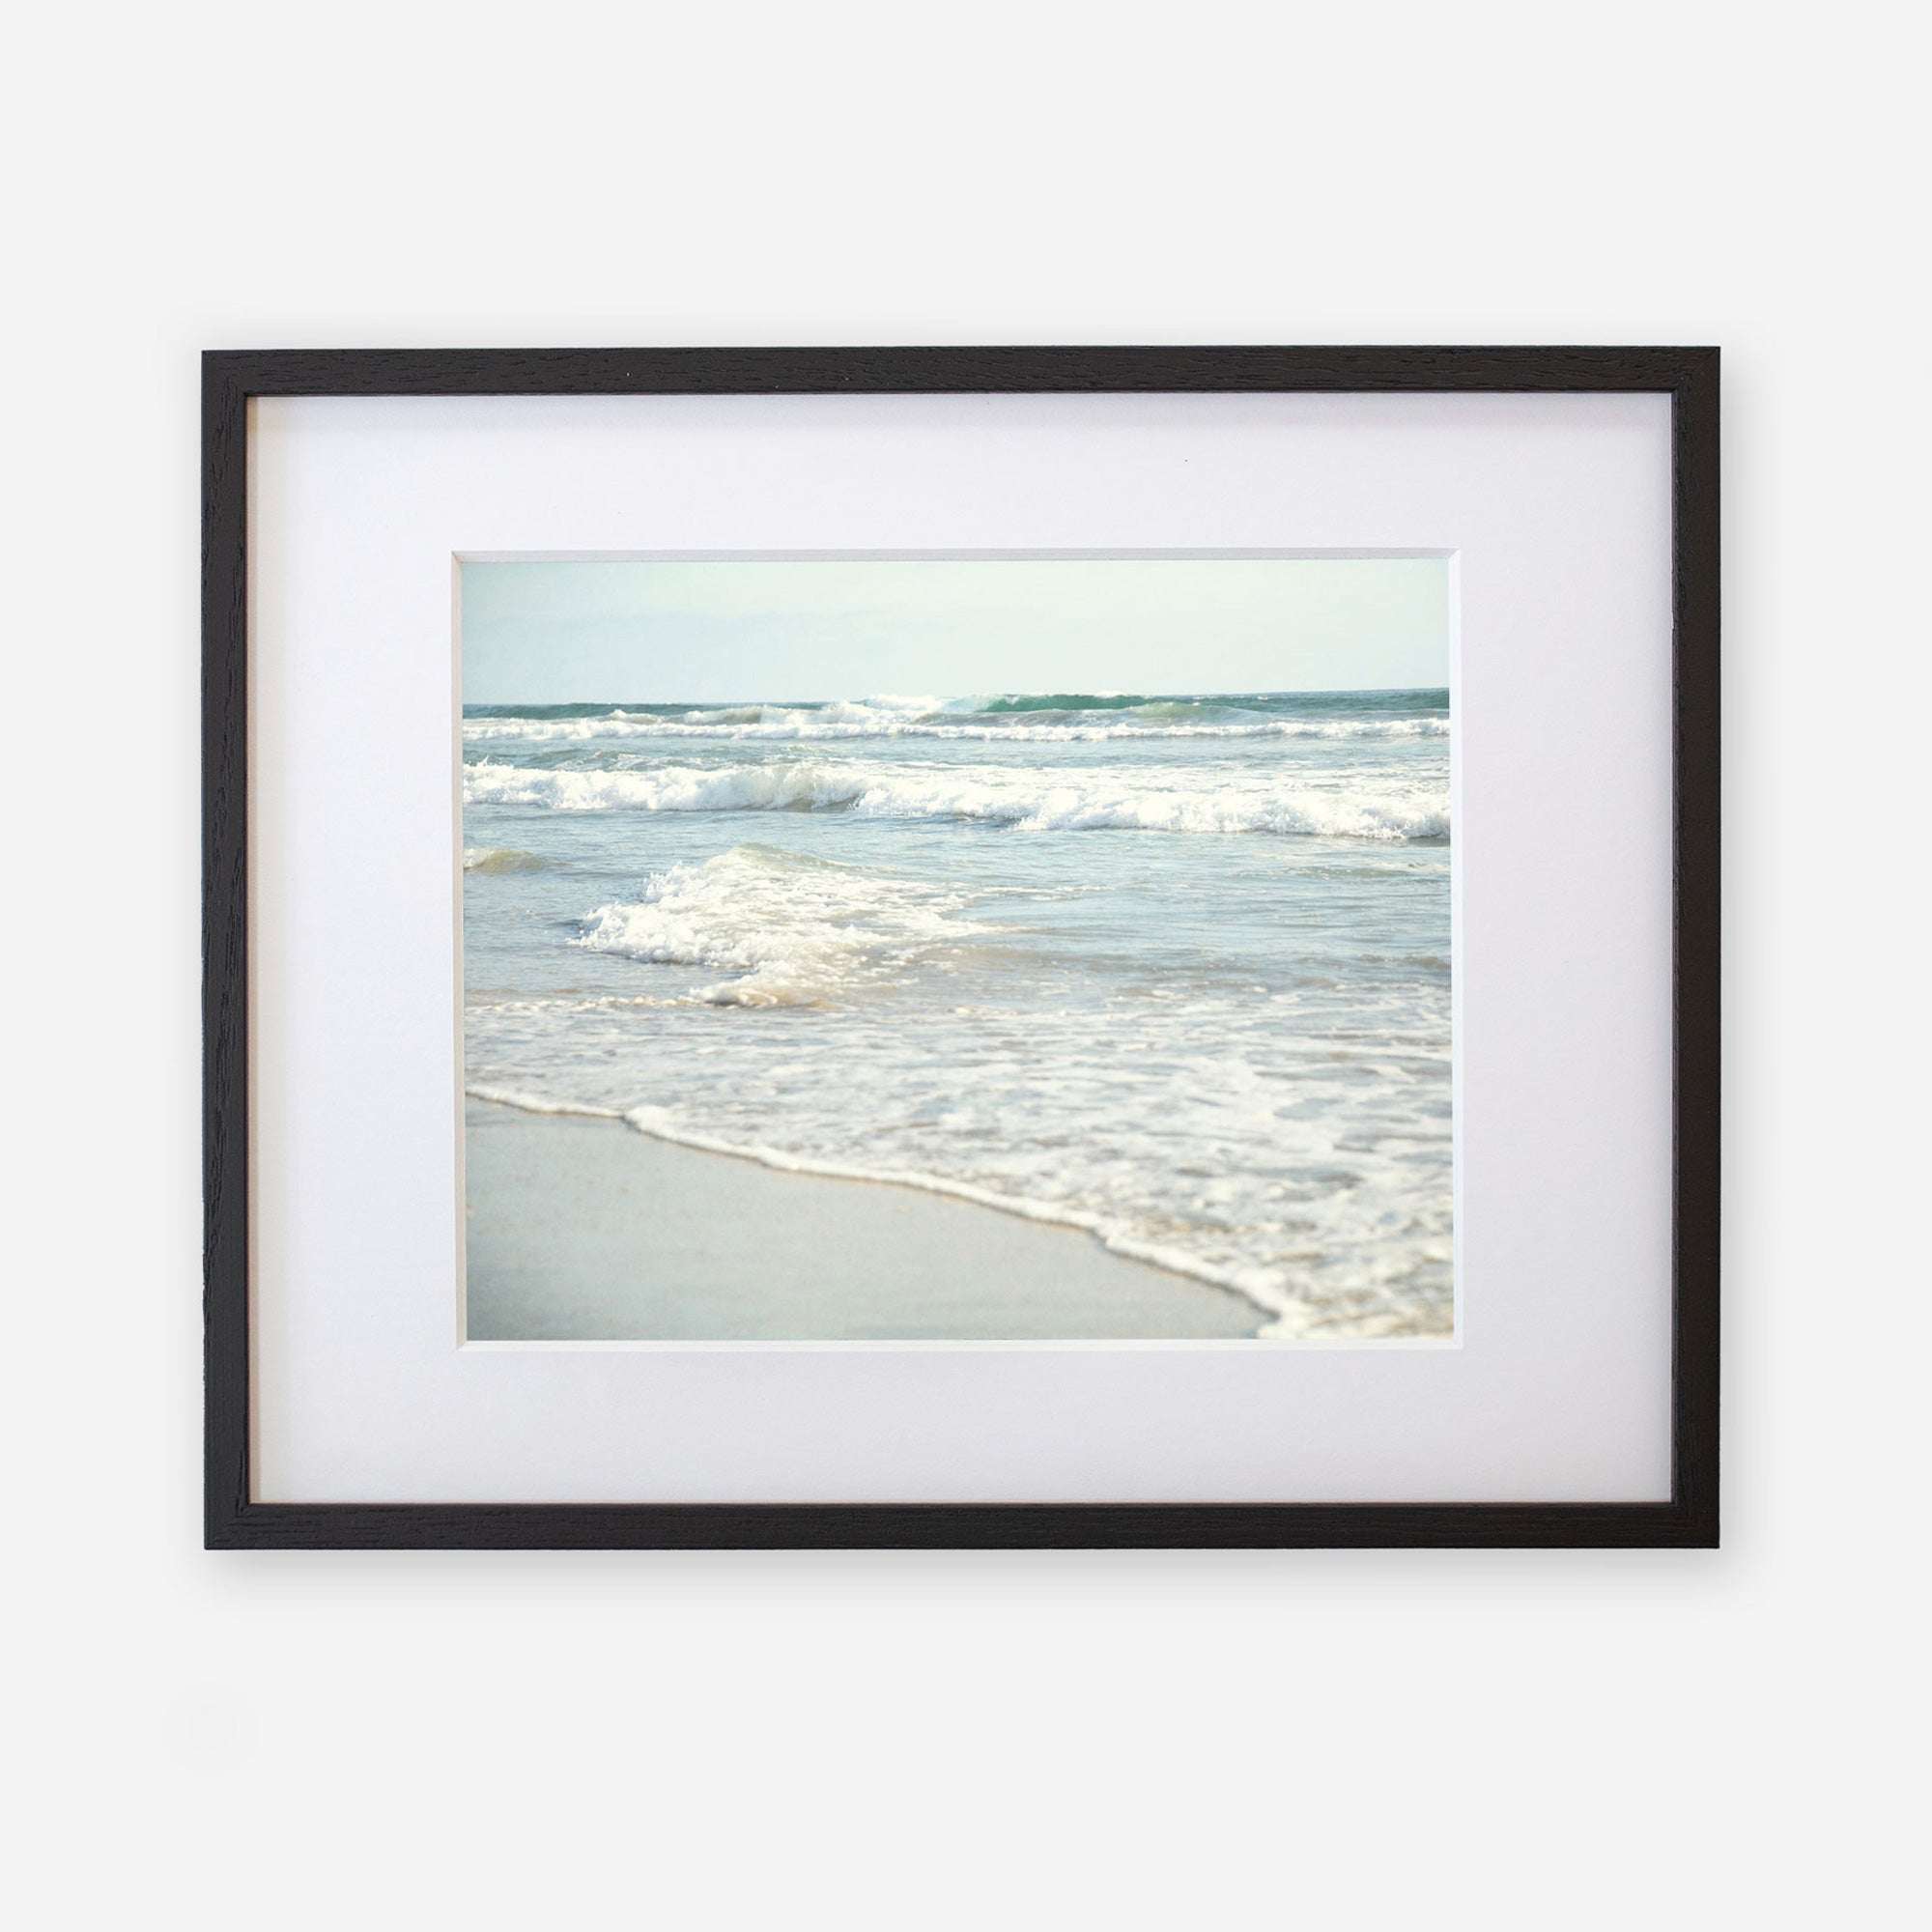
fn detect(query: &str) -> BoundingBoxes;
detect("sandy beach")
[463,1096,1262,1341]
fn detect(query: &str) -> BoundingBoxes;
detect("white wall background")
[10,3,1924,1926]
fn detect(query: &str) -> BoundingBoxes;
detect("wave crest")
[573,843,986,1008]
[463,845,547,873]
[465,758,1447,841]
[462,709,1447,746]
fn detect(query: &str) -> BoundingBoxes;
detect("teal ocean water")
[462,689,1452,1337]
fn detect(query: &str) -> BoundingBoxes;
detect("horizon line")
[462,682,1451,706]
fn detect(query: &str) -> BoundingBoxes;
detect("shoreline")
[463,1094,1264,1342]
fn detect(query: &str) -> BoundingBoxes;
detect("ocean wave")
[465,758,1447,841]
[463,845,547,873]
[675,693,946,726]
[573,843,986,1008]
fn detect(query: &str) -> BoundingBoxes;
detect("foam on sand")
[468,1078,1435,1339]
[462,1095,1263,1342]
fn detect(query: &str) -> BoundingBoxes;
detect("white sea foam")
[463,757,1448,840]
[466,1080,1437,1338]
[573,843,986,1007]
[468,1084,623,1119]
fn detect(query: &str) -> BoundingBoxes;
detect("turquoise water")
[462,690,1452,1337]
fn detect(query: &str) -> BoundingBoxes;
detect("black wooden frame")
[204,346,1719,1549]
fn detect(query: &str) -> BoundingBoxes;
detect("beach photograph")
[459,556,1452,1342]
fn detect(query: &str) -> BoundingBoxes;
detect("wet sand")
[463,1097,1262,1342]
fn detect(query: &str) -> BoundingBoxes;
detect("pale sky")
[460,556,1449,705]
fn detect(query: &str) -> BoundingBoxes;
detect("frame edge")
[203,354,251,1547]
[202,345,1720,1550]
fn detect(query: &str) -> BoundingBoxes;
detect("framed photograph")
[204,346,1718,1548]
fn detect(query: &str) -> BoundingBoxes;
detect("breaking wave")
[573,843,987,1008]
[462,690,1448,745]
[464,758,1447,841]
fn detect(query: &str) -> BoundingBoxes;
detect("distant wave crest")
[463,706,1448,746]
